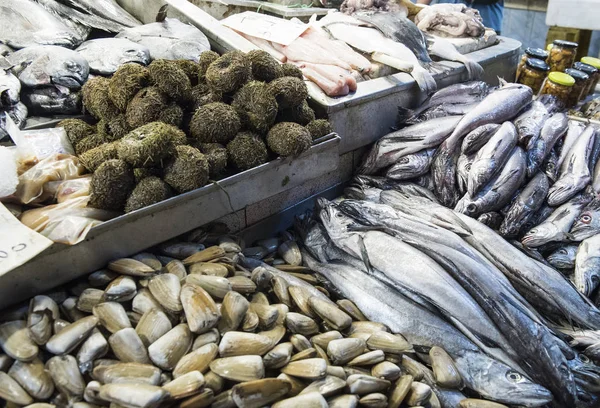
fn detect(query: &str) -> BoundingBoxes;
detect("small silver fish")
[461,123,501,155]
[570,198,600,242]
[385,148,435,180]
[574,235,600,296]
[499,172,549,238]
[525,112,568,178]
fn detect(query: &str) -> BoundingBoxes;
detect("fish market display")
[359,79,600,307]
[75,38,151,75]
[0,225,505,408]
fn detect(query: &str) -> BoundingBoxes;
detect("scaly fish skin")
[499,172,549,238]
[574,234,600,297]
[547,245,578,269]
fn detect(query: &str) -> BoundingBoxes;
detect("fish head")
[570,211,600,241]
[338,200,398,227]
[118,45,151,66]
[50,56,89,89]
[569,353,600,394]
[575,264,599,298]
[521,224,558,248]
[546,247,576,269]
[317,198,361,240]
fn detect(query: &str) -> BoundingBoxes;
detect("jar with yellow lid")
[581,57,600,95]
[548,40,578,72]
[517,58,549,94]
[564,68,589,107]
[516,48,549,80]
[539,72,575,105]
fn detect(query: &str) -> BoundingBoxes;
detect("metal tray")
[0,134,340,309]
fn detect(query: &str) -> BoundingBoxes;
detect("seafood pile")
[360,79,600,299]
[0,227,488,408]
[306,195,600,407]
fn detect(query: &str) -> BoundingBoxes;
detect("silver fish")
[351,175,438,202]
[9,46,89,89]
[556,120,585,171]
[499,173,549,238]
[520,204,554,238]
[570,199,600,242]
[385,148,435,180]
[427,36,484,80]
[547,245,579,270]
[0,0,85,49]
[432,81,532,206]
[591,132,600,195]
[477,212,503,229]
[33,0,129,33]
[543,148,559,182]
[467,122,517,196]
[116,18,210,62]
[513,100,549,146]
[456,151,476,195]
[359,116,462,174]
[455,147,526,217]
[522,193,593,248]
[548,126,595,206]
[76,38,150,75]
[461,123,501,155]
[575,234,600,297]
[21,86,81,115]
[525,112,568,178]
[405,102,478,125]
[0,70,20,108]
[58,0,141,28]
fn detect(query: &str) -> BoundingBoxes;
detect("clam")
[276,373,305,396]
[77,329,109,374]
[272,391,328,408]
[328,394,359,408]
[88,270,119,288]
[346,374,390,395]
[366,332,412,355]
[52,319,70,334]
[97,383,169,408]
[258,325,286,348]
[231,378,290,408]
[132,252,163,271]
[188,262,229,277]
[285,312,318,336]
[272,276,292,307]
[179,388,214,408]
[288,286,316,318]
[180,283,220,334]
[8,358,54,400]
[218,291,249,333]
[93,362,161,385]
[218,332,272,357]
[148,274,182,313]
[227,276,256,294]
[263,342,293,369]
[183,246,225,265]
[348,321,388,335]
[300,375,346,397]
[241,311,259,332]
[405,381,432,406]
[104,276,137,302]
[336,299,366,321]
[212,390,235,408]
[61,297,87,322]
[250,268,271,291]
[326,365,346,379]
[46,315,98,355]
[327,338,366,366]
[0,321,38,361]
[0,371,33,405]
[192,329,220,350]
[218,236,241,253]
[165,260,187,281]
[209,356,265,382]
[204,371,225,393]
[359,393,387,408]
[248,303,278,329]
[290,334,312,351]
[162,371,205,399]
[76,289,105,313]
[250,292,269,306]
[458,399,509,408]
[108,258,157,277]
[127,311,143,326]
[27,296,59,345]
[148,324,192,370]
[93,302,131,334]
[135,309,172,347]
[278,235,301,266]
[344,367,371,377]
[430,391,442,408]
[401,355,428,381]
[309,298,351,331]
[173,343,219,378]
[281,358,327,380]
[290,348,317,362]
[388,375,413,408]
[0,354,13,372]
[131,289,165,316]
[186,275,231,299]
[347,350,385,367]
[429,346,462,389]
[272,304,289,326]
[108,328,150,364]
[311,331,343,350]
[371,361,401,381]
[47,355,86,401]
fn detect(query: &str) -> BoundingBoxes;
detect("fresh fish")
[57,0,141,28]
[116,18,210,62]
[358,116,462,174]
[548,125,596,206]
[455,147,526,217]
[404,102,478,125]
[547,245,579,270]
[0,0,85,49]
[33,0,129,33]
[352,175,439,202]
[76,38,150,75]
[427,36,484,79]
[432,81,532,206]
[544,149,559,182]
[343,184,382,202]
[21,86,82,115]
[522,193,593,248]
[588,127,600,177]
[513,100,549,146]
[538,93,564,114]
[509,240,552,267]
[570,198,600,242]
[0,69,21,108]
[499,173,550,238]
[557,120,585,171]
[467,122,517,196]
[9,46,89,89]
[526,112,568,178]
[591,139,600,195]
[397,81,488,123]
[520,203,554,238]
[575,234,600,297]
[385,148,435,180]
[477,212,503,229]
[301,250,552,407]
[0,102,27,139]
[456,151,476,195]
[461,123,501,155]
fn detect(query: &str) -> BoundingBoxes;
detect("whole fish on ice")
[76,38,150,75]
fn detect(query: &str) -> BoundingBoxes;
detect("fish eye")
[559,249,567,254]
[466,204,477,214]
[579,354,591,364]
[506,371,523,382]
[465,164,472,171]
[399,157,409,164]
[582,215,592,224]
[335,212,344,219]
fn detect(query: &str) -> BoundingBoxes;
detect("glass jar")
[548,40,578,72]
[574,61,598,96]
[564,68,590,107]
[539,72,575,106]
[581,57,600,95]
[517,58,550,94]
[516,48,549,80]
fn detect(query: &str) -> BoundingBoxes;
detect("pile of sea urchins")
[57,51,333,214]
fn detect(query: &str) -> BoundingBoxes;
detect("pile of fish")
[360,79,600,300]
[0,227,498,408]
[305,194,600,407]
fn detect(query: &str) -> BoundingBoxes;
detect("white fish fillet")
[302,26,372,73]
[290,61,350,97]
[272,37,352,71]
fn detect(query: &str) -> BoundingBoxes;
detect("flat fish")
[21,86,82,115]
[116,18,210,62]
[33,0,128,33]
[76,38,150,75]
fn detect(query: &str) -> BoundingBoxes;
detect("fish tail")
[411,67,437,96]
[462,58,484,81]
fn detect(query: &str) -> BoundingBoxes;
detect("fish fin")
[462,58,484,81]
[411,67,437,96]
[156,4,169,22]
[396,106,415,125]
[498,77,508,87]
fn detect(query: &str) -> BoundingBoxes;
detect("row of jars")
[515,40,600,108]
